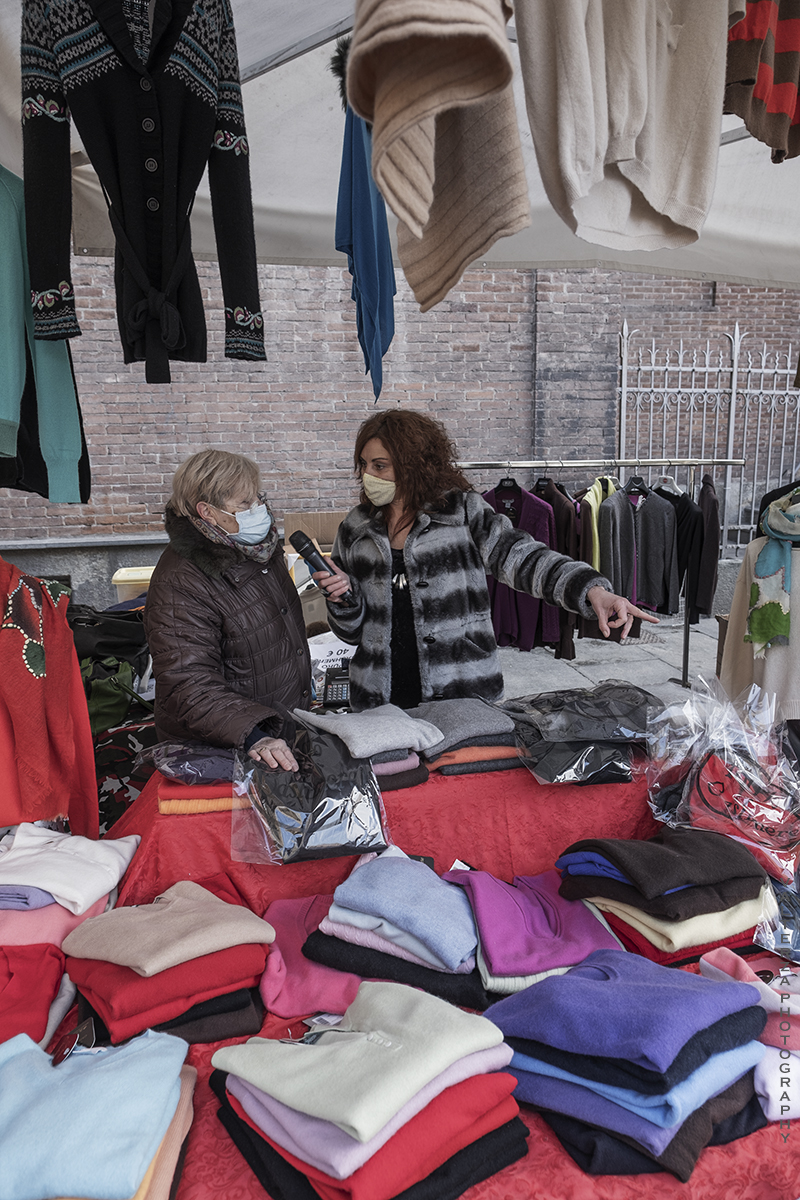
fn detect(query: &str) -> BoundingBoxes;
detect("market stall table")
[105,768,799,1200]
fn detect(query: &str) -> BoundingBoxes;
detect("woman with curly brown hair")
[315,410,655,711]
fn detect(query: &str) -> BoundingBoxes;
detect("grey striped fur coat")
[326,490,609,711]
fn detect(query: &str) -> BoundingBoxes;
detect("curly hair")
[353,410,473,514]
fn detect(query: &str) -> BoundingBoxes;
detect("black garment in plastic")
[500,681,660,785]
[501,681,661,742]
[235,716,388,864]
[138,740,237,784]
[522,738,632,786]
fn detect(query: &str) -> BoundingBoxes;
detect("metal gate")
[618,321,800,551]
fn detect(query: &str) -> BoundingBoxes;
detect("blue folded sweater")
[510,1040,764,1128]
[487,949,761,1072]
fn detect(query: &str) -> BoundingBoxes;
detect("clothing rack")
[458,458,745,471]
[458,457,746,689]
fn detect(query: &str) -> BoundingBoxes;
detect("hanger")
[498,475,520,491]
[656,473,682,495]
[623,474,651,497]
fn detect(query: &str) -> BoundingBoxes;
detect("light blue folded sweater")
[510,1039,765,1128]
[334,846,477,970]
[0,1030,186,1200]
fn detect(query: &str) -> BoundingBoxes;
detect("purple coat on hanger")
[483,487,560,649]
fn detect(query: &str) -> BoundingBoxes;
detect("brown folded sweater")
[347,0,530,310]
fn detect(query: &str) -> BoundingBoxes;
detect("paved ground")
[498,612,722,707]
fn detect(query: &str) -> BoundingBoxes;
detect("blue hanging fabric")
[335,107,396,400]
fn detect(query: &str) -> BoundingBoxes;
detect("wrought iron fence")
[618,321,800,552]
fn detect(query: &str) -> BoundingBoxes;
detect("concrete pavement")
[499,613,722,707]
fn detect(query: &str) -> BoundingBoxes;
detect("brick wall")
[2,259,799,541]
[532,272,800,481]
[0,259,535,540]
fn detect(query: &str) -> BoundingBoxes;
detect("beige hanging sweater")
[514,0,745,251]
[347,0,530,311]
[720,540,800,720]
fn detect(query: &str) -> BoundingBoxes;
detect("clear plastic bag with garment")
[231,712,391,865]
[500,681,661,785]
[642,678,800,887]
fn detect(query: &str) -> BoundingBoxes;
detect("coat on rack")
[21,0,265,384]
[532,478,579,659]
[598,489,680,613]
[654,487,705,624]
[483,485,560,651]
[697,475,721,615]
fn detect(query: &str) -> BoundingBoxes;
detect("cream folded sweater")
[62,880,275,976]
[212,980,503,1142]
[590,885,767,952]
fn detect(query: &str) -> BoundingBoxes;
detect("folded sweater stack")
[295,704,442,791]
[557,827,767,965]
[1,1030,191,1200]
[63,877,274,1043]
[488,949,767,1181]
[0,824,139,1046]
[442,866,622,993]
[303,847,500,1009]
[212,981,529,1200]
[700,946,800,1121]
[408,699,522,775]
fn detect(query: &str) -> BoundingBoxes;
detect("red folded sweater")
[226,1071,518,1200]
[66,941,268,1042]
[603,912,757,966]
[0,943,65,1043]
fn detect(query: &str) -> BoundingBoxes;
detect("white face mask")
[224,502,273,545]
[362,472,396,507]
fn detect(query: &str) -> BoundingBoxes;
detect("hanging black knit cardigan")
[21,0,266,383]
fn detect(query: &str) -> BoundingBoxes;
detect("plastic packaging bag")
[134,740,235,785]
[501,681,660,786]
[754,879,800,964]
[518,736,633,786]
[643,678,800,886]
[231,714,390,865]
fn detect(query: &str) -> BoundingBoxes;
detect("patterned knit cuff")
[224,305,266,360]
[31,280,81,340]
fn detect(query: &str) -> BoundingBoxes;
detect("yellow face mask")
[362,472,397,507]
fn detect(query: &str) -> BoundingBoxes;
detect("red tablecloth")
[108,770,800,1200]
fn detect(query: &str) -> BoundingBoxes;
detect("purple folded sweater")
[487,949,760,1072]
[442,868,619,976]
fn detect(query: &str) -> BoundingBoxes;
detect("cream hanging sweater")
[514,0,745,251]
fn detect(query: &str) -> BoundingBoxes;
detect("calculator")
[322,666,350,707]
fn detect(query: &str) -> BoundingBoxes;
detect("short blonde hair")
[169,449,261,517]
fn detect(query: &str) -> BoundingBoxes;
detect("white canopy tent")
[1,0,799,287]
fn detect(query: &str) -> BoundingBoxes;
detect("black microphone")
[288,530,355,604]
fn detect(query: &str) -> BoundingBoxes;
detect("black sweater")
[21,0,265,383]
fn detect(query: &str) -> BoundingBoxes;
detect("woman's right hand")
[312,557,353,604]
[247,737,299,771]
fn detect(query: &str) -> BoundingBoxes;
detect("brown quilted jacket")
[144,507,311,747]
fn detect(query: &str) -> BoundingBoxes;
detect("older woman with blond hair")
[144,449,310,770]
